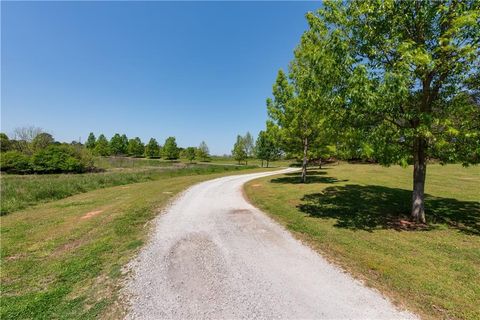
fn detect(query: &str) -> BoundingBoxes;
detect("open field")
[0,164,256,215]
[0,167,275,319]
[245,163,480,320]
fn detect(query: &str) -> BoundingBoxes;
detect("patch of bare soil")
[81,209,104,220]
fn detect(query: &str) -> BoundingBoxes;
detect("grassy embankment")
[245,163,480,320]
[1,165,276,319]
[1,159,257,215]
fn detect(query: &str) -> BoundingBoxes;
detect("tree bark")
[301,137,308,183]
[261,159,264,168]
[266,160,269,168]
[412,136,427,223]
[318,158,322,169]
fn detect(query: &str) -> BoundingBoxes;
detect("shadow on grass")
[297,185,479,235]
[272,170,347,184]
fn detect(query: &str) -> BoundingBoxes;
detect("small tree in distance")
[185,147,196,163]
[127,137,145,157]
[85,132,96,150]
[145,138,161,158]
[196,141,210,161]
[163,137,179,160]
[232,135,247,165]
[93,134,110,156]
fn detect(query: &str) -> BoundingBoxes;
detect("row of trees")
[264,0,479,222]
[85,133,210,161]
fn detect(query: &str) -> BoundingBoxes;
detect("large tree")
[304,0,480,222]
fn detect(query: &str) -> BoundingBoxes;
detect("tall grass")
[0,165,255,215]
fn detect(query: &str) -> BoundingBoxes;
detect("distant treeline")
[0,127,210,174]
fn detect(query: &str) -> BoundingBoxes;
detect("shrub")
[0,151,32,173]
[31,145,93,173]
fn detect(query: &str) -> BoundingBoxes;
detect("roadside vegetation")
[1,163,256,215]
[245,163,480,320]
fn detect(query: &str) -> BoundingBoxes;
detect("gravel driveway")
[125,168,417,319]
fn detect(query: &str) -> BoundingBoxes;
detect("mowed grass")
[245,163,480,320]
[0,167,273,319]
[0,164,256,215]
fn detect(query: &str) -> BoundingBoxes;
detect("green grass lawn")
[0,167,274,319]
[0,164,256,215]
[245,163,480,320]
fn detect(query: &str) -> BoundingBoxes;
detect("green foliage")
[184,147,196,162]
[109,134,128,156]
[304,0,480,165]
[1,133,11,152]
[127,137,145,157]
[31,133,54,151]
[0,151,32,174]
[232,135,247,164]
[94,134,111,156]
[255,130,280,167]
[162,137,179,160]
[196,141,210,161]
[243,132,255,158]
[85,132,96,150]
[144,138,161,158]
[31,145,93,174]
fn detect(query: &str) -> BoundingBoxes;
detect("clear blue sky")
[2,1,319,155]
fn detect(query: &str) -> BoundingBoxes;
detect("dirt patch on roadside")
[81,209,104,219]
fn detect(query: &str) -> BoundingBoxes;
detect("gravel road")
[125,169,417,319]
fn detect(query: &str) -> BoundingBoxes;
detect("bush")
[30,145,93,173]
[0,151,32,173]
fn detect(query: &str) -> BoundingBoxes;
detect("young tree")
[110,133,128,156]
[185,147,196,163]
[145,138,161,158]
[232,135,247,165]
[127,137,145,157]
[243,132,255,164]
[267,69,324,182]
[306,0,480,222]
[163,136,179,160]
[94,134,111,156]
[196,141,210,161]
[255,129,280,168]
[85,132,96,150]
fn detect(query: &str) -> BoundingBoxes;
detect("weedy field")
[0,158,257,215]
[245,163,480,320]
[0,166,272,319]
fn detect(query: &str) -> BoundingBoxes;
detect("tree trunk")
[412,137,427,223]
[266,160,269,168]
[261,159,264,168]
[318,158,322,169]
[301,138,308,183]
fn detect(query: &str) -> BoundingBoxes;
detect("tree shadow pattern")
[271,170,347,184]
[298,184,480,235]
